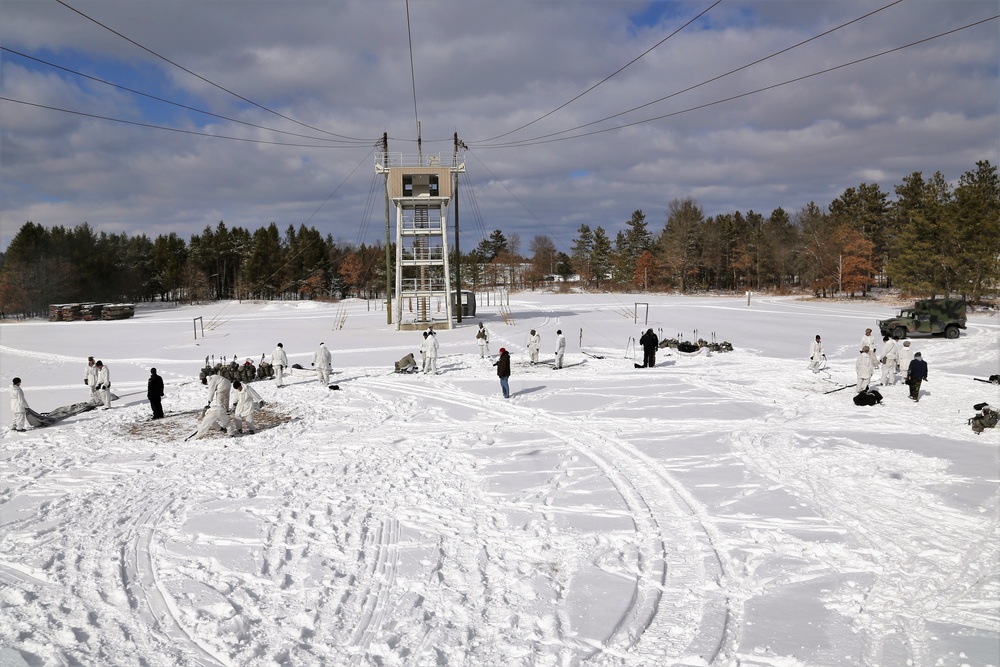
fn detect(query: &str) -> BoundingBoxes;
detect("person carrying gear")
[313,342,332,385]
[94,361,112,409]
[808,335,825,373]
[856,346,874,393]
[193,404,234,440]
[476,322,489,358]
[206,373,232,410]
[425,330,439,374]
[554,330,566,369]
[396,353,418,373]
[420,332,432,372]
[271,343,288,387]
[230,380,263,434]
[10,377,29,432]
[527,330,541,364]
[639,328,659,368]
[84,356,100,404]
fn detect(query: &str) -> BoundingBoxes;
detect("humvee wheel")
[945,325,960,339]
[893,326,907,340]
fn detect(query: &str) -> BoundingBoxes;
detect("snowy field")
[1,293,998,667]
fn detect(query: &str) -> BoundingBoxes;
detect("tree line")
[1,161,995,318]
[556,161,999,301]
[0,221,391,317]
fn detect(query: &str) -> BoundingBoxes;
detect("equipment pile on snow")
[662,338,734,354]
[969,403,999,434]
[48,302,135,321]
[199,356,270,384]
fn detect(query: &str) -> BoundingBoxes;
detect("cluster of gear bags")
[969,402,999,434]
[199,358,273,385]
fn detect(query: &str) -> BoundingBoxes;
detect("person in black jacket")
[639,328,659,368]
[493,348,511,398]
[906,352,929,402]
[147,368,165,419]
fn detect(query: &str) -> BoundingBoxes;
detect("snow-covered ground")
[1,293,998,667]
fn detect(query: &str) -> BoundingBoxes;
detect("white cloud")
[1,0,997,250]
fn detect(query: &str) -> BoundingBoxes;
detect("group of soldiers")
[193,341,335,440]
[855,327,928,401]
[396,323,567,376]
[193,370,265,439]
[84,356,114,409]
[810,328,929,401]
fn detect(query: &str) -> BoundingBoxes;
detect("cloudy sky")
[1,0,997,254]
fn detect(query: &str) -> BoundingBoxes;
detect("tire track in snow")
[359,374,742,665]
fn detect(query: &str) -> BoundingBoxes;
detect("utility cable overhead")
[476,0,722,144]
[55,0,368,142]
[242,148,376,297]
[474,0,903,147]
[0,97,377,149]
[405,0,421,137]
[471,14,999,149]
[1,47,370,145]
[467,151,560,242]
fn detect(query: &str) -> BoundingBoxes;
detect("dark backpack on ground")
[970,403,999,433]
[990,374,1000,384]
[853,389,883,406]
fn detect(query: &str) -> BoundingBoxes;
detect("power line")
[474,0,904,147]
[1,47,370,146]
[475,0,722,144]
[466,151,562,246]
[404,0,421,137]
[55,0,368,142]
[471,14,1000,149]
[0,97,377,149]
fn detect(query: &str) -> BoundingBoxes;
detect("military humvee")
[877,298,967,339]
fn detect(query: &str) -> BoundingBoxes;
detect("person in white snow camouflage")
[10,377,28,432]
[554,330,566,369]
[880,335,899,386]
[476,322,489,358]
[897,339,913,375]
[420,332,431,372]
[312,342,332,385]
[424,330,439,374]
[230,381,263,434]
[194,404,234,439]
[206,373,232,410]
[861,328,879,369]
[271,343,289,387]
[856,346,875,393]
[396,353,418,373]
[527,330,541,364]
[808,335,825,373]
[94,361,112,409]
[84,356,100,404]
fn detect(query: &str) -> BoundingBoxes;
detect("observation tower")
[376,149,465,330]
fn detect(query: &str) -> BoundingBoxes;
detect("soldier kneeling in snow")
[395,353,418,373]
[193,404,234,439]
[231,380,263,435]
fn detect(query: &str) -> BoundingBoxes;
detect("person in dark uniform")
[147,368,165,419]
[906,352,929,402]
[639,328,659,368]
